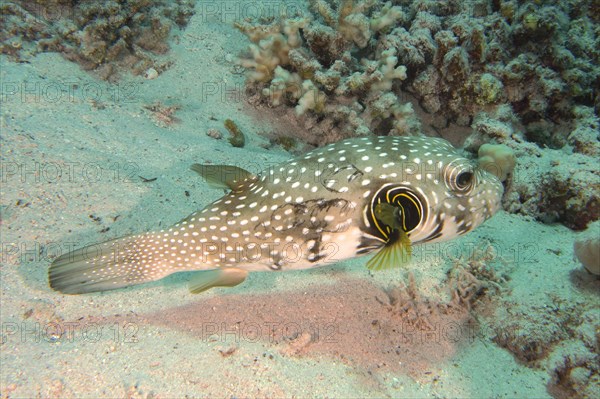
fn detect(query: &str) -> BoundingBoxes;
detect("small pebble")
[217,344,237,357]
[282,332,313,356]
[206,128,223,139]
[144,67,159,80]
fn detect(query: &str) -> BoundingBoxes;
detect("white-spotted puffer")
[49,136,504,294]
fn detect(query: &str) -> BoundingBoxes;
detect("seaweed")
[224,119,246,148]
[382,242,508,343]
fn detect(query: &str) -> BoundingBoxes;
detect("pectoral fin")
[366,230,412,271]
[188,267,248,294]
[190,164,257,191]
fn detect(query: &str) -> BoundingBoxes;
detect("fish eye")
[444,161,476,195]
[456,171,474,189]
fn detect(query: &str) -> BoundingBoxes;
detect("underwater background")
[1,0,598,397]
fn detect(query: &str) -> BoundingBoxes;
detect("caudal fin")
[49,233,171,294]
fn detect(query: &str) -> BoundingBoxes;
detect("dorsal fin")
[190,164,257,191]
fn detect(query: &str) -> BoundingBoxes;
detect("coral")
[465,107,600,231]
[296,79,326,115]
[567,106,600,158]
[517,151,599,231]
[0,2,53,60]
[235,1,599,231]
[475,73,504,105]
[370,2,405,33]
[262,66,303,107]
[502,149,600,231]
[0,0,195,80]
[236,0,598,132]
[478,143,516,182]
[235,17,309,83]
[236,0,412,145]
[573,220,600,275]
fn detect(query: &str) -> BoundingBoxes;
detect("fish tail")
[49,233,173,294]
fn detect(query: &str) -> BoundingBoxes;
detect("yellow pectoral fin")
[188,267,249,294]
[366,230,412,271]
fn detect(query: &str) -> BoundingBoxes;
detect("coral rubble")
[491,293,599,399]
[0,0,195,80]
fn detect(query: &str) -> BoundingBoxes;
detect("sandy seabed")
[1,2,599,398]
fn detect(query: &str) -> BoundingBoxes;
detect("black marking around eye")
[365,184,426,242]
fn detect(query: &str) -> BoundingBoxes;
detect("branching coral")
[385,242,507,330]
[445,241,507,311]
[235,17,309,83]
[399,0,599,129]
[236,0,413,145]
